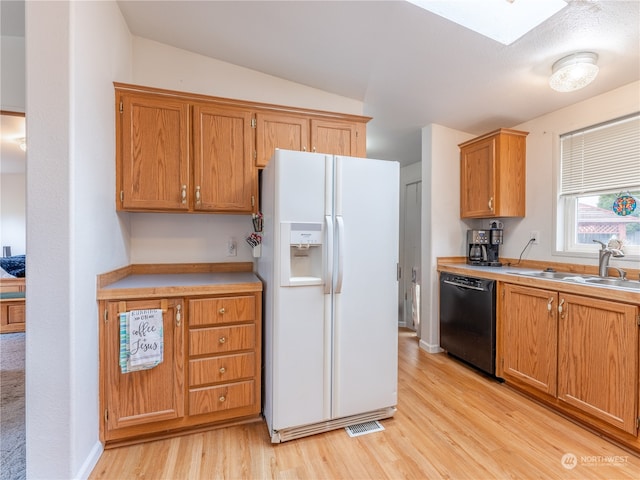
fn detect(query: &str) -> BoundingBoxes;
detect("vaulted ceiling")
[2,1,639,168]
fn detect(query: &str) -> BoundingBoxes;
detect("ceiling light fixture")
[549,52,599,92]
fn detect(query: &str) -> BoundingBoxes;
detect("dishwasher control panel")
[441,273,491,290]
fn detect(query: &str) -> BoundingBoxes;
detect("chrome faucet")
[593,240,625,277]
[606,266,627,280]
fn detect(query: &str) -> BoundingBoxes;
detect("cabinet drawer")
[189,380,255,416]
[189,296,255,326]
[1,302,25,325]
[189,324,255,356]
[189,352,256,387]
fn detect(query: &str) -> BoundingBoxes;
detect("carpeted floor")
[0,332,25,480]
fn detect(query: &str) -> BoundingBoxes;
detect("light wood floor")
[90,329,640,479]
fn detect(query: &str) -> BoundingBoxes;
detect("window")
[557,113,640,258]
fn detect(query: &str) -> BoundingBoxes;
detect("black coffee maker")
[467,224,503,267]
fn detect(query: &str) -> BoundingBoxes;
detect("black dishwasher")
[439,272,496,376]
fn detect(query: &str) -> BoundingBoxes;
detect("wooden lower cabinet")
[501,284,558,397]
[499,283,640,449]
[187,295,259,418]
[102,298,184,432]
[1,279,26,333]
[557,294,638,435]
[99,292,261,446]
[1,299,25,333]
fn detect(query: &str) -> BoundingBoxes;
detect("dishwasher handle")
[442,279,488,291]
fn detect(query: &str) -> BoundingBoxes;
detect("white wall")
[26,1,131,478]
[505,81,640,268]
[419,80,640,351]
[131,37,364,115]
[0,173,26,255]
[419,124,472,351]
[125,37,365,265]
[1,35,25,112]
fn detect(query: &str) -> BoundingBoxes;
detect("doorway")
[400,180,421,333]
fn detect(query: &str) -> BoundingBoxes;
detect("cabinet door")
[104,298,184,431]
[501,284,558,397]
[255,112,309,168]
[310,119,360,157]
[460,136,495,218]
[118,93,190,211]
[193,104,256,212]
[558,294,638,435]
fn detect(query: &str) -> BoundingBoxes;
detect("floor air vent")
[345,420,385,438]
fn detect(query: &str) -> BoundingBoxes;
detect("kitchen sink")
[518,271,579,280]
[512,270,640,291]
[584,277,640,290]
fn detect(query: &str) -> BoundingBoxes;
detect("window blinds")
[560,113,640,195]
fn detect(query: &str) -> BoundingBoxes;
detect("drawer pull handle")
[219,396,226,403]
[181,184,187,204]
[547,297,554,313]
[176,304,182,326]
[219,336,226,344]
[558,298,567,319]
[219,367,226,374]
[219,307,226,314]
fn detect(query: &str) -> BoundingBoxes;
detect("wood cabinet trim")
[458,128,529,148]
[114,82,371,125]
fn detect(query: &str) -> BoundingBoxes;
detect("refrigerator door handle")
[335,215,345,293]
[324,215,334,295]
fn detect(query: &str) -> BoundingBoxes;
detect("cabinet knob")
[219,336,226,344]
[181,185,187,204]
[219,367,226,374]
[195,185,201,204]
[219,396,226,403]
[547,297,554,313]
[488,196,494,211]
[219,307,226,314]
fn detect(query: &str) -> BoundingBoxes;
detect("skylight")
[407,0,568,45]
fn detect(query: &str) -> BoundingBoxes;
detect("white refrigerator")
[257,149,399,443]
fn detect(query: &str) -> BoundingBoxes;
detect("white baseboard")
[419,339,443,354]
[74,440,103,480]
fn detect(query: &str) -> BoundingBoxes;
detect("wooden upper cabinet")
[255,112,310,168]
[256,114,368,168]
[193,104,256,213]
[311,119,364,157]
[557,294,638,435]
[501,284,558,398]
[118,92,190,211]
[116,83,370,207]
[459,128,528,218]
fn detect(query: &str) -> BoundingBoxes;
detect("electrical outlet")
[227,238,237,256]
[530,231,540,245]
